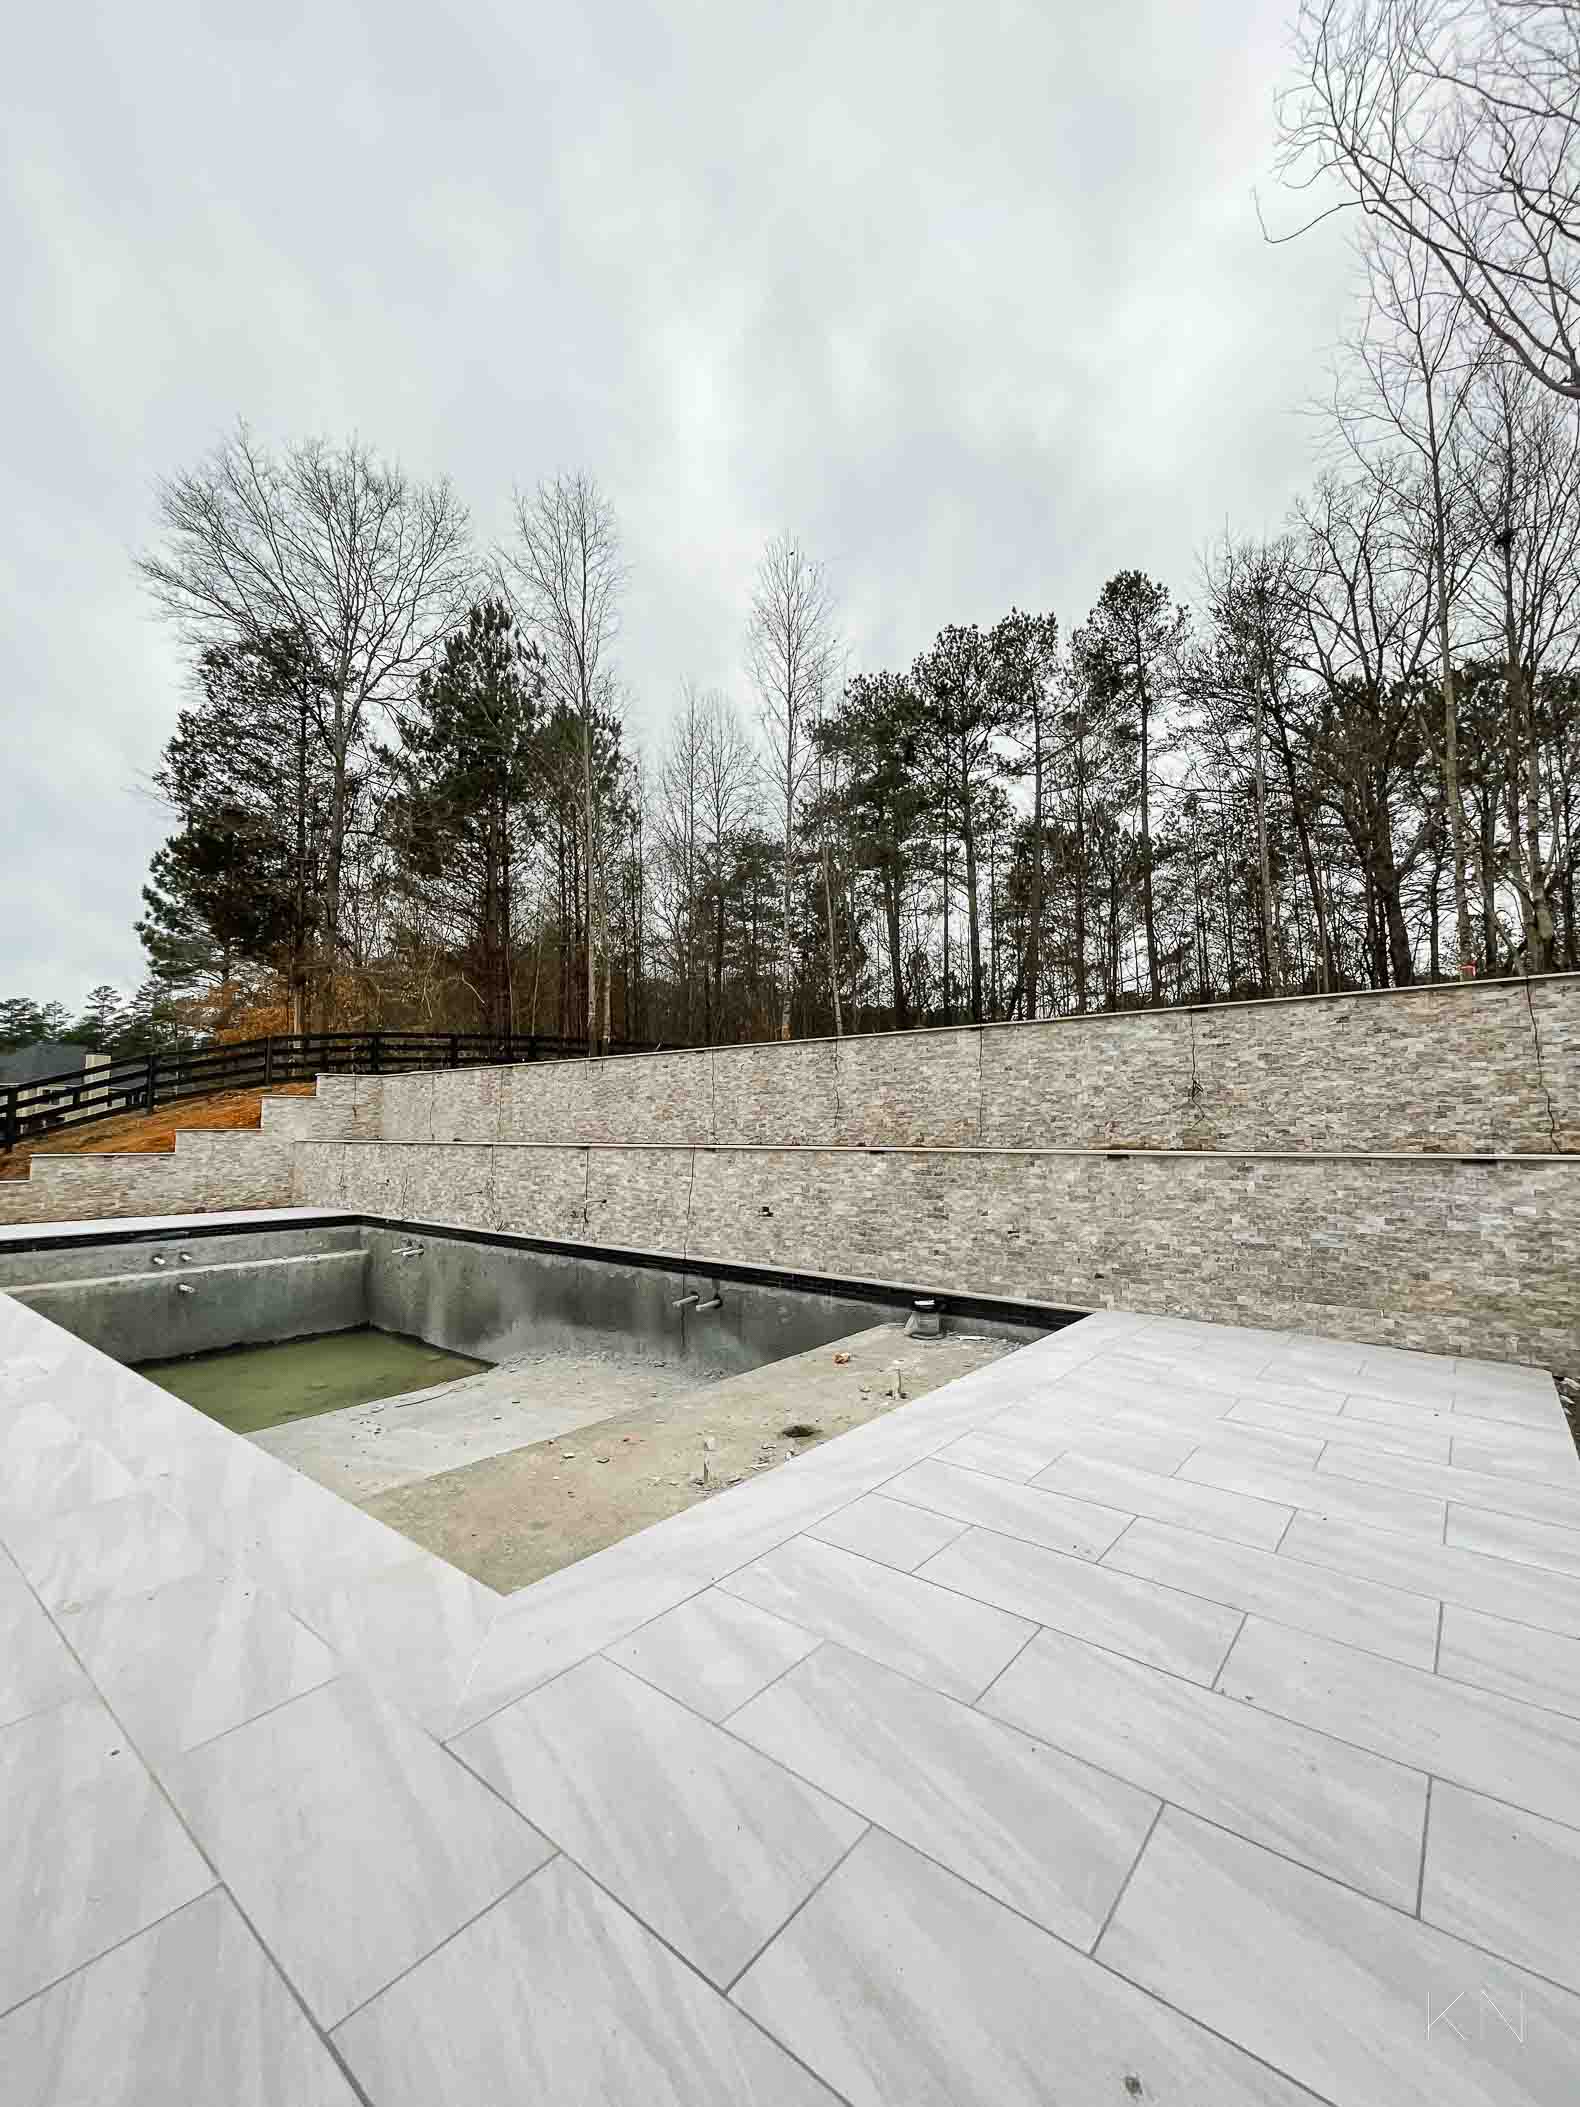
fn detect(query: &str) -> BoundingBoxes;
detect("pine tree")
[138,629,332,1024]
[66,985,126,1052]
[387,600,546,1037]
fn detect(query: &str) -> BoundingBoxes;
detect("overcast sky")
[2,1,1353,1012]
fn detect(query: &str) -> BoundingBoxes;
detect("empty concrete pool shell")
[0,1209,1053,1587]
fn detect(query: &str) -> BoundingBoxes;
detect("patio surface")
[2,1249,1578,2105]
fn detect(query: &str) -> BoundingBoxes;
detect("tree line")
[14,0,1580,1056]
[0,987,187,1062]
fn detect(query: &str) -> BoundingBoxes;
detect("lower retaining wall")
[6,1104,1572,1367]
[292,1139,1580,1370]
[0,1132,296,1227]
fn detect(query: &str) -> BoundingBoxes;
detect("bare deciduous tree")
[696,691,759,1041]
[1196,534,1317,991]
[654,683,706,1040]
[747,534,838,1039]
[1296,472,1437,983]
[503,474,625,1051]
[137,424,473,1021]
[1275,0,1580,398]
[1337,228,1485,967]
[1463,357,1580,961]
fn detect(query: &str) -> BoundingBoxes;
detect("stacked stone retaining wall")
[3,978,1577,1364]
[344,977,1580,1154]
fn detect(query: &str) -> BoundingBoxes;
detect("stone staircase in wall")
[0,1079,380,1228]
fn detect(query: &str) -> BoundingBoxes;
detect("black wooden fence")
[0,1030,657,1153]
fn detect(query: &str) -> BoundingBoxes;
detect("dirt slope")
[0,1084,316,1180]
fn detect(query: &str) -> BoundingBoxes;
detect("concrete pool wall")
[0,1214,1055,1374]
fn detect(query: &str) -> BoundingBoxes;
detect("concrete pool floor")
[359,1326,1014,1589]
[250,1344,707,1500]
[137,1328,491,1439]
[3,1251,1580,2104]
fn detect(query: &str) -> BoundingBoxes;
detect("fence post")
[263,1037,273,1088]
[370,1033,383,1077]
[1,1088,15,1154]
[449,1033,460,1069]
[144,1051,159,1114]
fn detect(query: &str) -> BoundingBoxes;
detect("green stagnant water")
[135,1327,490,1436]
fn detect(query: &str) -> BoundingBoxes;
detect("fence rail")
[0,1030,656,1153]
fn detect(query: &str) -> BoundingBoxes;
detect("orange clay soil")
[0,1084,316,1180]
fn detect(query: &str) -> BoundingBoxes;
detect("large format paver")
[1219,1615,1580,1825]
[719,1532,1035,1701]
[0,1696,213,2015]
[733,1828,1326,2107]
[1436,1603,1580,1716]
[919,1523,1243,1682]
[3,1269,1578,2103]
[452,1655,864,1987]
[0,1890,358,2107]
[731,1640,1158,1945]
[334,1857,840,2106]
[604,1586,820,1720]
[162,1675,552,2025]
[61,1570,338,1760]
[805,1488,970,1570]
[1278,1509,1580,1634]
[982,1622,1428,1906]
[0,1561,88,1729]
[1099,1808,1580,2107]
[1102,1513,1441,1665]
[1422,1781,1580,1994]
[1034,1448,1294,1545]
[878,1455,1131,1558]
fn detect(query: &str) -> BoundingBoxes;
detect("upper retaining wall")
[335,976,1580,1155]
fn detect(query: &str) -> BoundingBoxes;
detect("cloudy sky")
[2,1,1353,1012]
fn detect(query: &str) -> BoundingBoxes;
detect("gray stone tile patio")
[3,1251,1579,2103]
